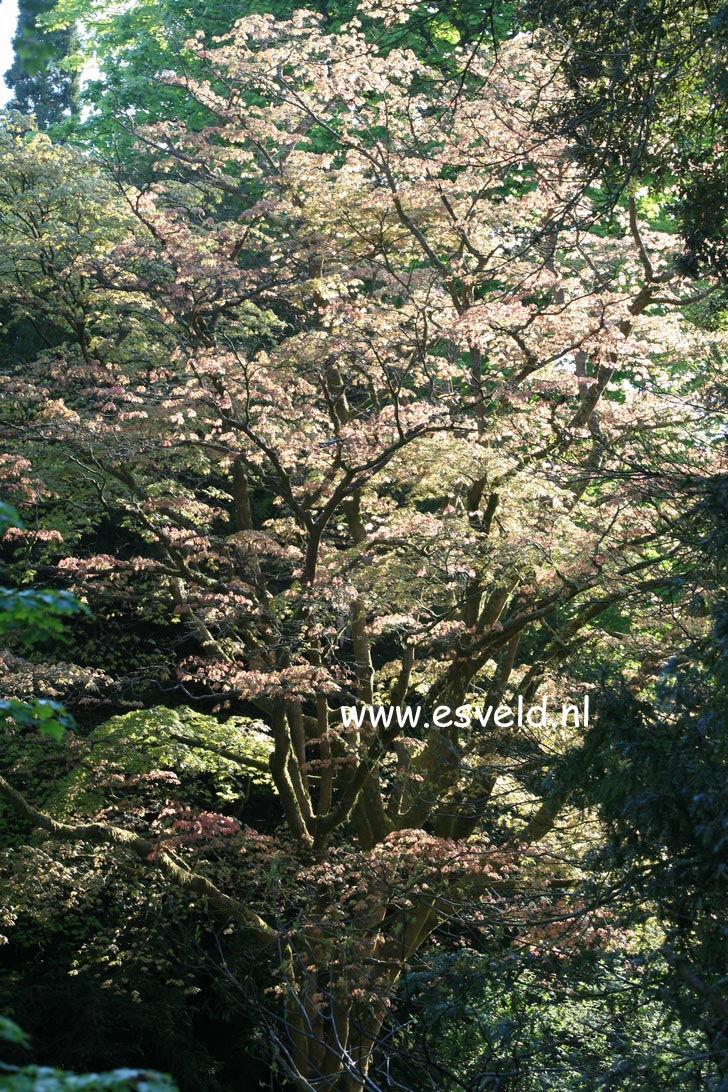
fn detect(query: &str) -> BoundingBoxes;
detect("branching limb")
[0,774,276,940]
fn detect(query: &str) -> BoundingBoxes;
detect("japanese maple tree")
[0,7,725,1089]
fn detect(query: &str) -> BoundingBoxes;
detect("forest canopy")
[1,1,727,1090]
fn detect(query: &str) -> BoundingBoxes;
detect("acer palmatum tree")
[0,8,726,1089]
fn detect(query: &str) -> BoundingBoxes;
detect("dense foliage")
[3,0,79,128]
[0,1,726,1090]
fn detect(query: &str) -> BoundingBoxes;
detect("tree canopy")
[4,0,79,128]
[0,2,727,1090]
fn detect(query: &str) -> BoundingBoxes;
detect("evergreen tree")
[4,0,79,128]
[568,473,728,1081]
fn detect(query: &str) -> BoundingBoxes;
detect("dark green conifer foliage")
[4,0,79,128]
[566,473,728,1081]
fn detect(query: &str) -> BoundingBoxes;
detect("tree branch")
[0,774,276,940]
